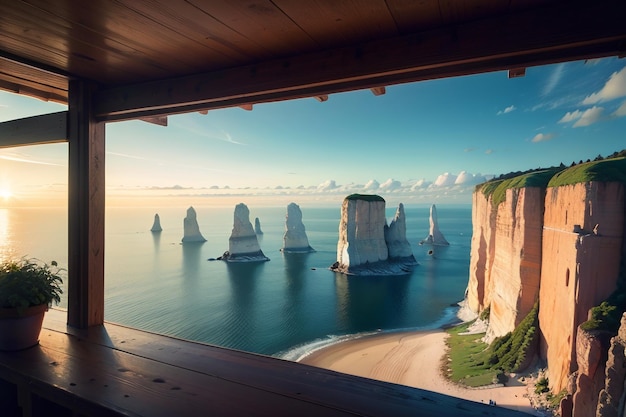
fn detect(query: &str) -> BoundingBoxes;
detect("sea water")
[0,204,472,358]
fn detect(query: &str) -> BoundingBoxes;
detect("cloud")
[558,106,607,127]
[613,100,626,117]
[485,149,494,155]
[531,132,557,143]
[363,179,379,190]
[582,66,626,104]
[454,171,486,186]
[317,180,338,191]
[379,179,402,191]
[497,105,516,115]
[433,172,457,187]
[542,63,565,97]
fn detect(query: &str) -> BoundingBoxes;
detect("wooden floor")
[0,308,530,417]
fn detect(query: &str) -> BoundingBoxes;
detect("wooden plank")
[67,80,106,328]
[1,329,353,417]
[274,0,398,47]
[93,0,626,121]
[40,309,529,417]
[0,111,67,148]
[385,0,443,32]
[16,0,239,77]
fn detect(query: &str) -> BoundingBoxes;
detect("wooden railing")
[0,309,530,417]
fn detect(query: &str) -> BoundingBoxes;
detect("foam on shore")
[276,304,464,362]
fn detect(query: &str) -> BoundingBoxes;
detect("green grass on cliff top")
[344,194,385,202]
[548,157,626,187]
[477,167,563,207]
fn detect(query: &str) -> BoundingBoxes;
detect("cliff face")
[466,179,625,397]
[488,187,543,341]
[539,182,624,392]
[466,191,497,313]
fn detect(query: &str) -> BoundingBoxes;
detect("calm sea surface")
[0,204,472,358]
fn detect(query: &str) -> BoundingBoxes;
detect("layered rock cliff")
[465,156,626,405]
[539,181,624,392]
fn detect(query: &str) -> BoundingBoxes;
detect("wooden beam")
[0,111,67,148]
[370,87,386,96]
[93,0,626,121]
[139,115,168,126]
[67,80,105,328]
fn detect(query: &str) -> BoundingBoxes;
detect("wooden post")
[67,80,105,328]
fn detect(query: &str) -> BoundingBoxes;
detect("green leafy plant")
[0,258,64,310]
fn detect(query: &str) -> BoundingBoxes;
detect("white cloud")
[531,132,557,143]
[582,66,626,104]
[363,179,379,190]
[542,63,565,97]
[485,149,494,155]
[613,100,626,117]
[558,107,606,127]
[433,172,457,187]
[454,171,486,186]
[317,179,338,191]
[497,105,516,115]
[558,110,582,123]
[573,106,606,127]
[379,179,402,191]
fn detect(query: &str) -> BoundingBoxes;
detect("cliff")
[465,157,626,403]
[539,181,624,392]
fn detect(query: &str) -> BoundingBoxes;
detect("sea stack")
[181,206,206,243]
[281,202,315,253]
[254,217,263,235]
[419,204,449,245]
[219,203,269,262]
[150,213,163,232]
[384,203,417,264]
[331,194,415,275]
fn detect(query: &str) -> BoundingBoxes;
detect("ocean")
[0,203,472,359]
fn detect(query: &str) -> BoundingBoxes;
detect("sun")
[0,189,12,200]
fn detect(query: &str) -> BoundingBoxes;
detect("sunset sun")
[0,189,12,200]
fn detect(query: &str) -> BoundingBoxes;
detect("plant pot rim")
[0,304,48,319]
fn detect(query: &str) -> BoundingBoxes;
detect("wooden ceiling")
[1,0,625,121]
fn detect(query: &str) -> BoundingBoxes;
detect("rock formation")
[486,187,544,342]
[281,202,314,253]
[419,204,449,246]
[420,204,450,246]
[384,203,416,263]
[218,203,269,262]
[254,217,263,235]
[181,206,206,243]
[539,181,624,392]
[331,194,416,275]
[150,213,162,232]
[463,156,626,413]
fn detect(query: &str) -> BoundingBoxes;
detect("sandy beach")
[299,330,539,415]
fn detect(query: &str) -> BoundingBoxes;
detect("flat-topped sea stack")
[419,204,449,246]
[281,203,314,253]
[150,213,162,232]
[331,194,416,275]
[181,206,206,243]
[219,203,269,262]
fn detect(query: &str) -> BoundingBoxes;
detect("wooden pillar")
[67,79,105,328]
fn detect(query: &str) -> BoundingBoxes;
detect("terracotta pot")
[0,304,47,351]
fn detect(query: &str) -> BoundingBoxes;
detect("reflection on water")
[6,205,472,356]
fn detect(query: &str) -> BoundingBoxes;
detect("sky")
[1,57,625,208]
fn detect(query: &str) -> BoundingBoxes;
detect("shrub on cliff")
[488,301,539,373]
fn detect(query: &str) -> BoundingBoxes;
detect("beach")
[299,329,539,415]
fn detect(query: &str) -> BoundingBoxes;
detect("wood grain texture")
[23,309,530,417]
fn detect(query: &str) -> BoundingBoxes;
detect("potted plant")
[0,258,64,351]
